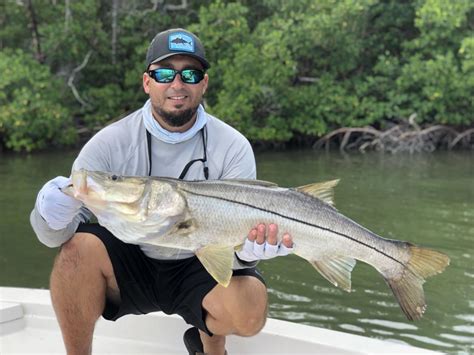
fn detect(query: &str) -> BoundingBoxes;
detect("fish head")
[67,169,149,222]
[66,170,189,241]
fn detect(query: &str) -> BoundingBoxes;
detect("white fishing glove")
[236,237,294,262]
[37,176,82,230]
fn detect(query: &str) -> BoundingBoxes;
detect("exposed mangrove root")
[313,117,473,153]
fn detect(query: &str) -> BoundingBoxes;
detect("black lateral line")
[182,188,404,267]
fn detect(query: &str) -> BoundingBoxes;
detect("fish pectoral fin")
[311,256,356,292]
[195,245,235,288]
[173,217,197,235]
[296,179,340,206]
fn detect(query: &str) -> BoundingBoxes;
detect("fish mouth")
[59,184,74,198]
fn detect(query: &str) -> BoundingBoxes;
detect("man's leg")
[200,275,267,354]
[198,223,292,355]
[49,233,120,355]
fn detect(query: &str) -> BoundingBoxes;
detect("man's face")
[143,55,208,132]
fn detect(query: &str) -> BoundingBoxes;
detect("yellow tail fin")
[386,245,450,320]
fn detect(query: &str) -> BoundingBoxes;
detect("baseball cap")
[146,28,210,70]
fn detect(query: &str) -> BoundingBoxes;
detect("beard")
[152,103,199,128]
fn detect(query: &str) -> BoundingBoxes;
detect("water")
[0,149,473,353]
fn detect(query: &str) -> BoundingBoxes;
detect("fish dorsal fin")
[296,179,340,206]
[311,256,356,292]
[195,245,235,287]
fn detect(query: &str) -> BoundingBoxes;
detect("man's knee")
[236,311,267,336]
[235,298,267,336]
[54,235,82,272]
[203,275,268,337]
[232,278,268,336]
[50,233,113,328]
[53,233,107,273]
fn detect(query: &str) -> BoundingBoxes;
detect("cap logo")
[169,32,194,53]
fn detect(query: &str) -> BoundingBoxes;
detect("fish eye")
[111,175,118,181]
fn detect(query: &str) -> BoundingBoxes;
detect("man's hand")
[236,223,294,262]
[37,176,82,230]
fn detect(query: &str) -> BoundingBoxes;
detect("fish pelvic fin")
[195,245,235,288]
[386,245,450,321]
[296,179,340,206]
[311,256,356,292]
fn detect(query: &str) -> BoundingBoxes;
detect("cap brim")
[148,52,210,70]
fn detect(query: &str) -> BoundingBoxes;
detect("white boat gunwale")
[0,287,441,354]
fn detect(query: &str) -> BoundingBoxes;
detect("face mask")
[142,99,207,144]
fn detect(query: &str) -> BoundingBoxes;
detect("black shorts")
[76,223,265,335]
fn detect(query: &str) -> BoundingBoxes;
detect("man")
[31,28,293,355]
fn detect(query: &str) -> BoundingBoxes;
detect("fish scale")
[178,181,407,268]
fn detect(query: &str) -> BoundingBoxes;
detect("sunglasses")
[147,68,205,84]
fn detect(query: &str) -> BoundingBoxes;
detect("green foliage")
[0,0,472,151]
[395,53,471,124]
[459,37,474,80]
[203,0,472,144]
[0,49,75,152]
[189,0,251,106]
[410,0,473,55]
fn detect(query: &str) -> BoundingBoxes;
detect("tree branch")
[25,0,44,63]
[449,128,474,149]
[111,0,119,65]
[64,0,71,32]
[67,50,93,109]
[163,0,188,11]
[297,76,319,83]
[313,119,472,153]
[150,0,188,12]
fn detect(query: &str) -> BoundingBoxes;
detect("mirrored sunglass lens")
[154,69,176,82]
[181,69,204,83]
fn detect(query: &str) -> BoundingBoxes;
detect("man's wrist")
[234,252,258,266]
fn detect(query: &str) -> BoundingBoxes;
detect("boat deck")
[1,287,440,354]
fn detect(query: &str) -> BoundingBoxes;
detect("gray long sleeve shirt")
[30,103,257,265]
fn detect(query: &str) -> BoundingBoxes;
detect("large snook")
[64,169,450,321]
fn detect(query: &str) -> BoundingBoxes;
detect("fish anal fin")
[296,179,340,206]
[386,245,450,321]
[195,245,234,288]
[311,256,356,292]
